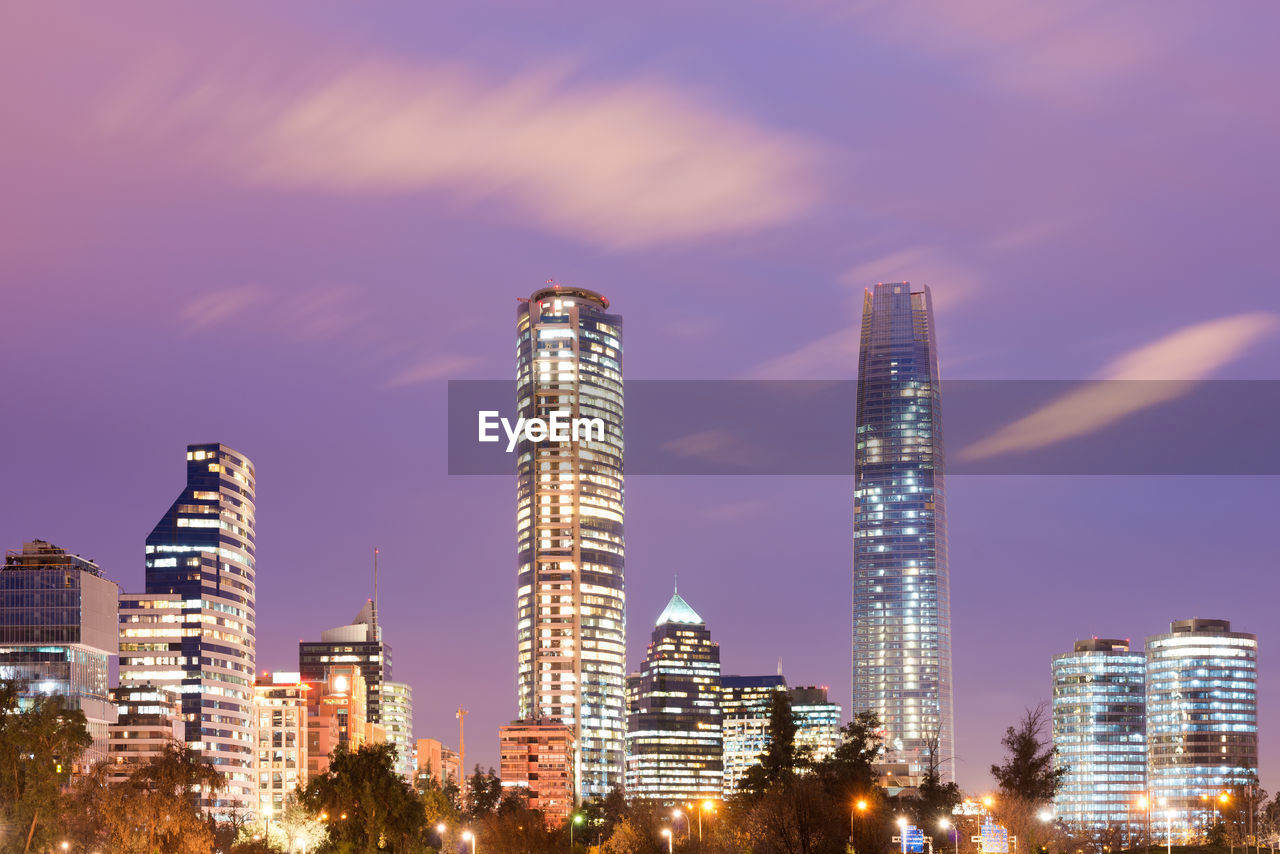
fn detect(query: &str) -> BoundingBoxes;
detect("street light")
[672,809,686,842]
[852,799,869,851]
[941,817,958,854]
[699,800,716,843]
[1137,795,1151,852]
[570,813,584,851]
[661,827,673,854]
[462,829,476,854]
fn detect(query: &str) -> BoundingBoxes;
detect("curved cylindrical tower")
[516,285,625,799]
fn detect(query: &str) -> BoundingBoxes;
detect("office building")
[853,282,954,781]
[254,672,308,822]
[1146,619,1257,837]
[790,686,842,764]
[107,682,184,784]
[415,737,461,789]
[299,598,391,725]
[1051,638,1147,831]
[119,443,257,812]
[499,721,576,822]
[720,675,787,795]
[0,540,118,764]
[305,664,371,778]
[625,590,722,803]
[516,285,626,799]
[382,680,416,781]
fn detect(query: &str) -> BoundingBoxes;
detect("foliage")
[463,765,503,820]
[66,742,225,853]
[989,704,1064,804]
[300,742,426,853]
[0,680,93,853]
[740,690,809,794]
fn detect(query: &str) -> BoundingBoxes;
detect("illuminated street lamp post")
[941,817,958,854]
[1137,795,1151,851]
[661,827,673,854]
[570,812,584,851]
[699,800,715,843]
[673,809,687,843]
[462,829,476,854]
[852,799,869,851]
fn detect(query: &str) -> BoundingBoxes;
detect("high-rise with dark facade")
[853,282,953,781]
[516,285,626,799]
[625,590,721,803]
[720,674,786,795]
[0,540,118,762]
[119,443,257,813]
[299,599,390,725]
[1146,619,1257,837]
[1051,638,1147,832]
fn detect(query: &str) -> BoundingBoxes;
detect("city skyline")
[3,1,1280,796]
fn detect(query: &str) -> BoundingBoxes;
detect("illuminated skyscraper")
[0,540,118,765]
[516,285,625,799]
[853,282,953,781]
[720,675,786,795]
[790,686,842,765]
[382,680,416,781]
[1146,619,1257,837]
[1051,638,1146,832]
[625,590,722,803]
[119,443,257,812]
[299,599,391,725]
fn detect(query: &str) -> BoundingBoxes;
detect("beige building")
[500,721,576,822]
[254,672,308,821]
[415,737,461,788]
[106,683,183,785]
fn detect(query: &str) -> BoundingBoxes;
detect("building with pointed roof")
[624,587,722,802]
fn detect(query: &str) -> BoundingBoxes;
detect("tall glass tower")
[853,282,953,780]
[1051,638,1147,832]
[119,443,257,813]
[516,285,625,799]
[625,589,722,803]
[1146,618,1257,838]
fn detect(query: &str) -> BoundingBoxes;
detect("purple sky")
[3,3,1279,792]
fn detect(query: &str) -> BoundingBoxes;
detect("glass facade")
[299,599,391,725]
[720,675,787,795]
[1146,619,1257,838]
[119,443,257,814]
[1051,638,1146,832]
[625,591,722,803]
[382,680,416,781]
[516,285,626,799]
[790,686,843,765]
[0,540,119,756]
[853,282,953,780]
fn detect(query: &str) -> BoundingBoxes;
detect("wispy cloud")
[179,286,263,329]
[961,313,1280,461]
[385,355,482,389]
[799,0,1194,108]
[748,246,978,379]
[94,52,822,249]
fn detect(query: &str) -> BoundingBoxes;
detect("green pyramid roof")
[655,590,704,626]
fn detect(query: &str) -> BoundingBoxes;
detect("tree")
[990,705,1064,804]
[463,766,503,820]
[275,794,329,853]
[0,680,93,853]
[910,738,961,828]
[301,742,425,854]
[740,690,808,795]
[67,742,225,853]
